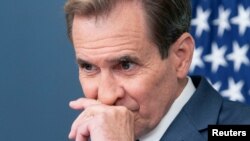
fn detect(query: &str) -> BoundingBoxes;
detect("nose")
[97,71,125,105]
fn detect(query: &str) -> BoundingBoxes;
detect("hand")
[68,98,135,141]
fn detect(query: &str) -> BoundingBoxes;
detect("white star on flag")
[191,6,211,37]
[190,46,204,72]
[213,6,231,36]
[190,0,250,105]
[231,5,250,36]
[226,41,250,72]
[204,42,228,73]
[221,78,245,102]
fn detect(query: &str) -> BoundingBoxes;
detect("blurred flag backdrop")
[189,0,250,105]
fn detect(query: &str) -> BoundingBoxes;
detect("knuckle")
[117,106,129,114]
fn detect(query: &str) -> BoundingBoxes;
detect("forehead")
[72,1,149,47]
[71,1,162,65]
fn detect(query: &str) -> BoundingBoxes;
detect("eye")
[80,63,98,74]
[120,60,136,71]
[119,59,136,71]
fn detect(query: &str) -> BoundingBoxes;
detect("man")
[64,0,250,141]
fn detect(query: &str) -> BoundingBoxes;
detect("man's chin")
[134,119,151,139]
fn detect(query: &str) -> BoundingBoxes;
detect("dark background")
[0,0,82,140]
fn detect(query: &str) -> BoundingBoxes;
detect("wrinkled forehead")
[72,1,148,45]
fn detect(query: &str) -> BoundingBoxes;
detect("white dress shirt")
[139,77,196,141]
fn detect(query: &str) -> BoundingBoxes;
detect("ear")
[171,33,194,79]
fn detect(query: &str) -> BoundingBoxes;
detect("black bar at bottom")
[208,125,250,141]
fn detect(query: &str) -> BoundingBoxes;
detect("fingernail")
[69,100,76,107]
[68,131,73,139]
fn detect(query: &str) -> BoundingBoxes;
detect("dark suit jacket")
[160,76,250,141]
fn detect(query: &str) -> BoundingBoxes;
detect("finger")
[69,105,107,139]
[76,133,87,141]
[68,114,86,139]
[70,115,93,140]
[76,133,88,141]
[75,123,91,141]
[69,98,101,110]
[69,112,94,139]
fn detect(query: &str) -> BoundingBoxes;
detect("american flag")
[189,0,250,105]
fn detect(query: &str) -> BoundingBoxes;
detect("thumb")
[69,97,101,110]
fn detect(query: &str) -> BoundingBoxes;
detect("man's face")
[72,2,180,137]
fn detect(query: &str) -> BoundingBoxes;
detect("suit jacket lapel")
[160,76,223,141]
[160,110,206,141]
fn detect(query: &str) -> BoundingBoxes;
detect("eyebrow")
[107,55,140,64]
[76,55,140,66]
[76,58,91,66]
